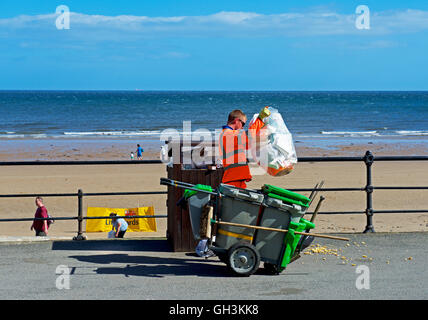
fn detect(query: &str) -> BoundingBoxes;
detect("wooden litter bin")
[165,140,224,252]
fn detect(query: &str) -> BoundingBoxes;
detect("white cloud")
[1,8,427,41]
[208,11,262,24]
[373,9,428,33]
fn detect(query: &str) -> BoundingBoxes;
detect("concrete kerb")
[0,235,169,245]
[0,231,412,244]
[0,236,74,244]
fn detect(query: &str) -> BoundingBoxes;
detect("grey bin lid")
[219,184,264,204]
[264,197,303,215]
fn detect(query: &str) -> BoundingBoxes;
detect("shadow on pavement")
[69,253,229,278]
[51,239,171,252]
[67,252,308,278]
[52,238,309,278]
[52,238,232,277]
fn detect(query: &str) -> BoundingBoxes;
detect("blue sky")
[0,0,427,90]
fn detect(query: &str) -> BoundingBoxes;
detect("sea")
[1,90,427,152]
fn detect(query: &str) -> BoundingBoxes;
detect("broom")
[199,205,213,239]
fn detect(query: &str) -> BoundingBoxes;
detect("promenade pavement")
[0,232,426,300]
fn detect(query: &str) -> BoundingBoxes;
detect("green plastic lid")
[262,184,310,207]
[184,184,213,199]
[267,193,309,208]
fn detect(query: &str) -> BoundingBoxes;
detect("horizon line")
[1,89,428,92]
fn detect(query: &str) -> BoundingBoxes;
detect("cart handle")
[160,178,219,196]
[211,219,349,242]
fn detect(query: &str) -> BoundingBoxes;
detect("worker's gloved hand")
[258,106,270,120]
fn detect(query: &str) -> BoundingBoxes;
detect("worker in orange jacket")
[219,109,252,189]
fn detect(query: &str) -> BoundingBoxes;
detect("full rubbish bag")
[248,106,297,176]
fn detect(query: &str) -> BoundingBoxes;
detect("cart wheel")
[263,262,283,275]
[227,242,260,277]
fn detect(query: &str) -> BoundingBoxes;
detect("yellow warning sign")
[86,207,157,233]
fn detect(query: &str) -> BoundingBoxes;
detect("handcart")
[160,178,348,277]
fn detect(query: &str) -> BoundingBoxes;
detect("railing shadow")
[52,238,232,277]
[69,252,229,278]
[51,239,287,278]
[51,239,172,252]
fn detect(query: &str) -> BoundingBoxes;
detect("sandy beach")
[0,138,427,239]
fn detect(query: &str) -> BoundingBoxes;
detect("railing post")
[363,151,375,233]
[73,189,87,240]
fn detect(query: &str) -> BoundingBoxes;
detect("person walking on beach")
[136,144,144,160]
[30,197,49,237]
[218,109,252,189]
[109,213,128,238]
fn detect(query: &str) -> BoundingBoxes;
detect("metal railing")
[0,188,168,240]
[0,151,427,235]
[289,151,428,232]
[0,160,167,240]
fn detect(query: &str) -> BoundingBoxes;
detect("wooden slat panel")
[166,166,172,244]
[166,139,225,251]
[173,164,182,251]
[204,169,210,186]
[167,165,177,249]
[181,169,192,252]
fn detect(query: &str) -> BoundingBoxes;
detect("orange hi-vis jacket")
[219,127,252,185]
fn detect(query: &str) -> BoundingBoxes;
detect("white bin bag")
[248,107,297,176]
